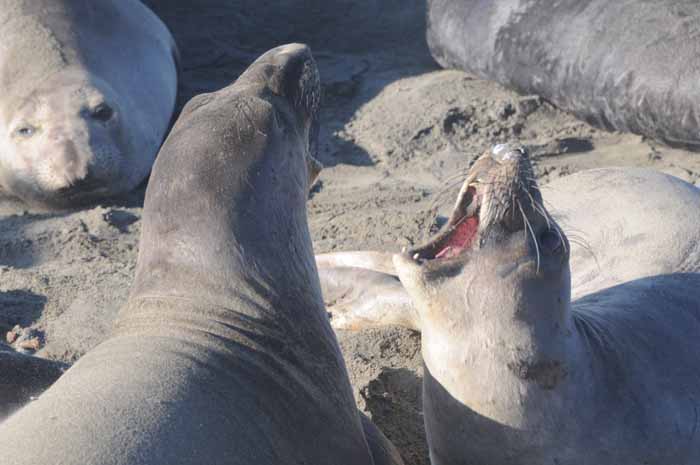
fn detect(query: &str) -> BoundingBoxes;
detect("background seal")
[427,0,700,148]
[0,0,178,209]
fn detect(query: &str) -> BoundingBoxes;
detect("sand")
[2,2,700,464]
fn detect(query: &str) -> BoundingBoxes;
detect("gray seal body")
[427,0,700,147]
[0,44,401,465]
[0,0,178,208]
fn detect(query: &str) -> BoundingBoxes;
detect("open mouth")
[409,181,482,262]
[407,144,538,264]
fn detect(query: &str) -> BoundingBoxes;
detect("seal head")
[0,0,178,210]
[0,70,131,207]
[395,144,570,330]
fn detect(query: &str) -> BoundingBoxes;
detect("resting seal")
[0,0,178,209]
[0,43,402,465]
[427,0,700,148]
[321,146,700,464]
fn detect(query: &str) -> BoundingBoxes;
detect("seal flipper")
[0,349,67,420]
[316,251,398,276]
[318,266,419,331]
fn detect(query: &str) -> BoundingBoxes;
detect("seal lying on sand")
[321,146,700,464]
[0,0,178,209]
[427,0,700,148]
[0,43,402,465]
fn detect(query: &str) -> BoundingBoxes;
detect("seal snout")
[405,144,554,265]
[41,137,94,193]
[490,143,527,164]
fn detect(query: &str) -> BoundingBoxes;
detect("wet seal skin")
[0,0,178,209]
[427,0,700,148]
[0,44,403,465]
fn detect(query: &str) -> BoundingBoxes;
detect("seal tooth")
[454,179,475,212]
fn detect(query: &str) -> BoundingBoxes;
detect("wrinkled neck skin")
[410,252,608,464]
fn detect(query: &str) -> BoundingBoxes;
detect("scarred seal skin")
[0,0,178,209]
[427,0,700,148]
[0,44,402,465]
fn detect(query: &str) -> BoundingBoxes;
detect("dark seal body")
[0,44,398,465]
[427,0,700,147]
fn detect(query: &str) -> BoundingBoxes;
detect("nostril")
[91,103,114,122]
[491,143,527,163]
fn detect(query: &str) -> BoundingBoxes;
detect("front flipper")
[0,349,67,420]
[318,266,419,331]
[316,251,397,275]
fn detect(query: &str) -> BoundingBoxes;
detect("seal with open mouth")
[321,145,700,464]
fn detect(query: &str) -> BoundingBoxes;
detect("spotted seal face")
[0,70,132,208]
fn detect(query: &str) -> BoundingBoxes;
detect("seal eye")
[91,103,114,122]
[540,229,562,254]
[14,125,36,138]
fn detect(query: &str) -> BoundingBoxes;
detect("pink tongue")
[434,217,479,259]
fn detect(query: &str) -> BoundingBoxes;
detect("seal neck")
[123,92,321,330]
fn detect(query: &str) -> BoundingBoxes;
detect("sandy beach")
[2,2,700,463]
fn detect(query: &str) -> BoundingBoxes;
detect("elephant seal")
[385,145,700,464]
[0,0,178,209]
[427,0,700,148]
[0,43,402,465]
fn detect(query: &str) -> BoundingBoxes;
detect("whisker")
[519,199,541,273]
[438,169,472,185]
[520,182,552,230]
[553,223,569,253]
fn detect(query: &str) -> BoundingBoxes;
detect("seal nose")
[46,139,93,192]
[491,143,528,163]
